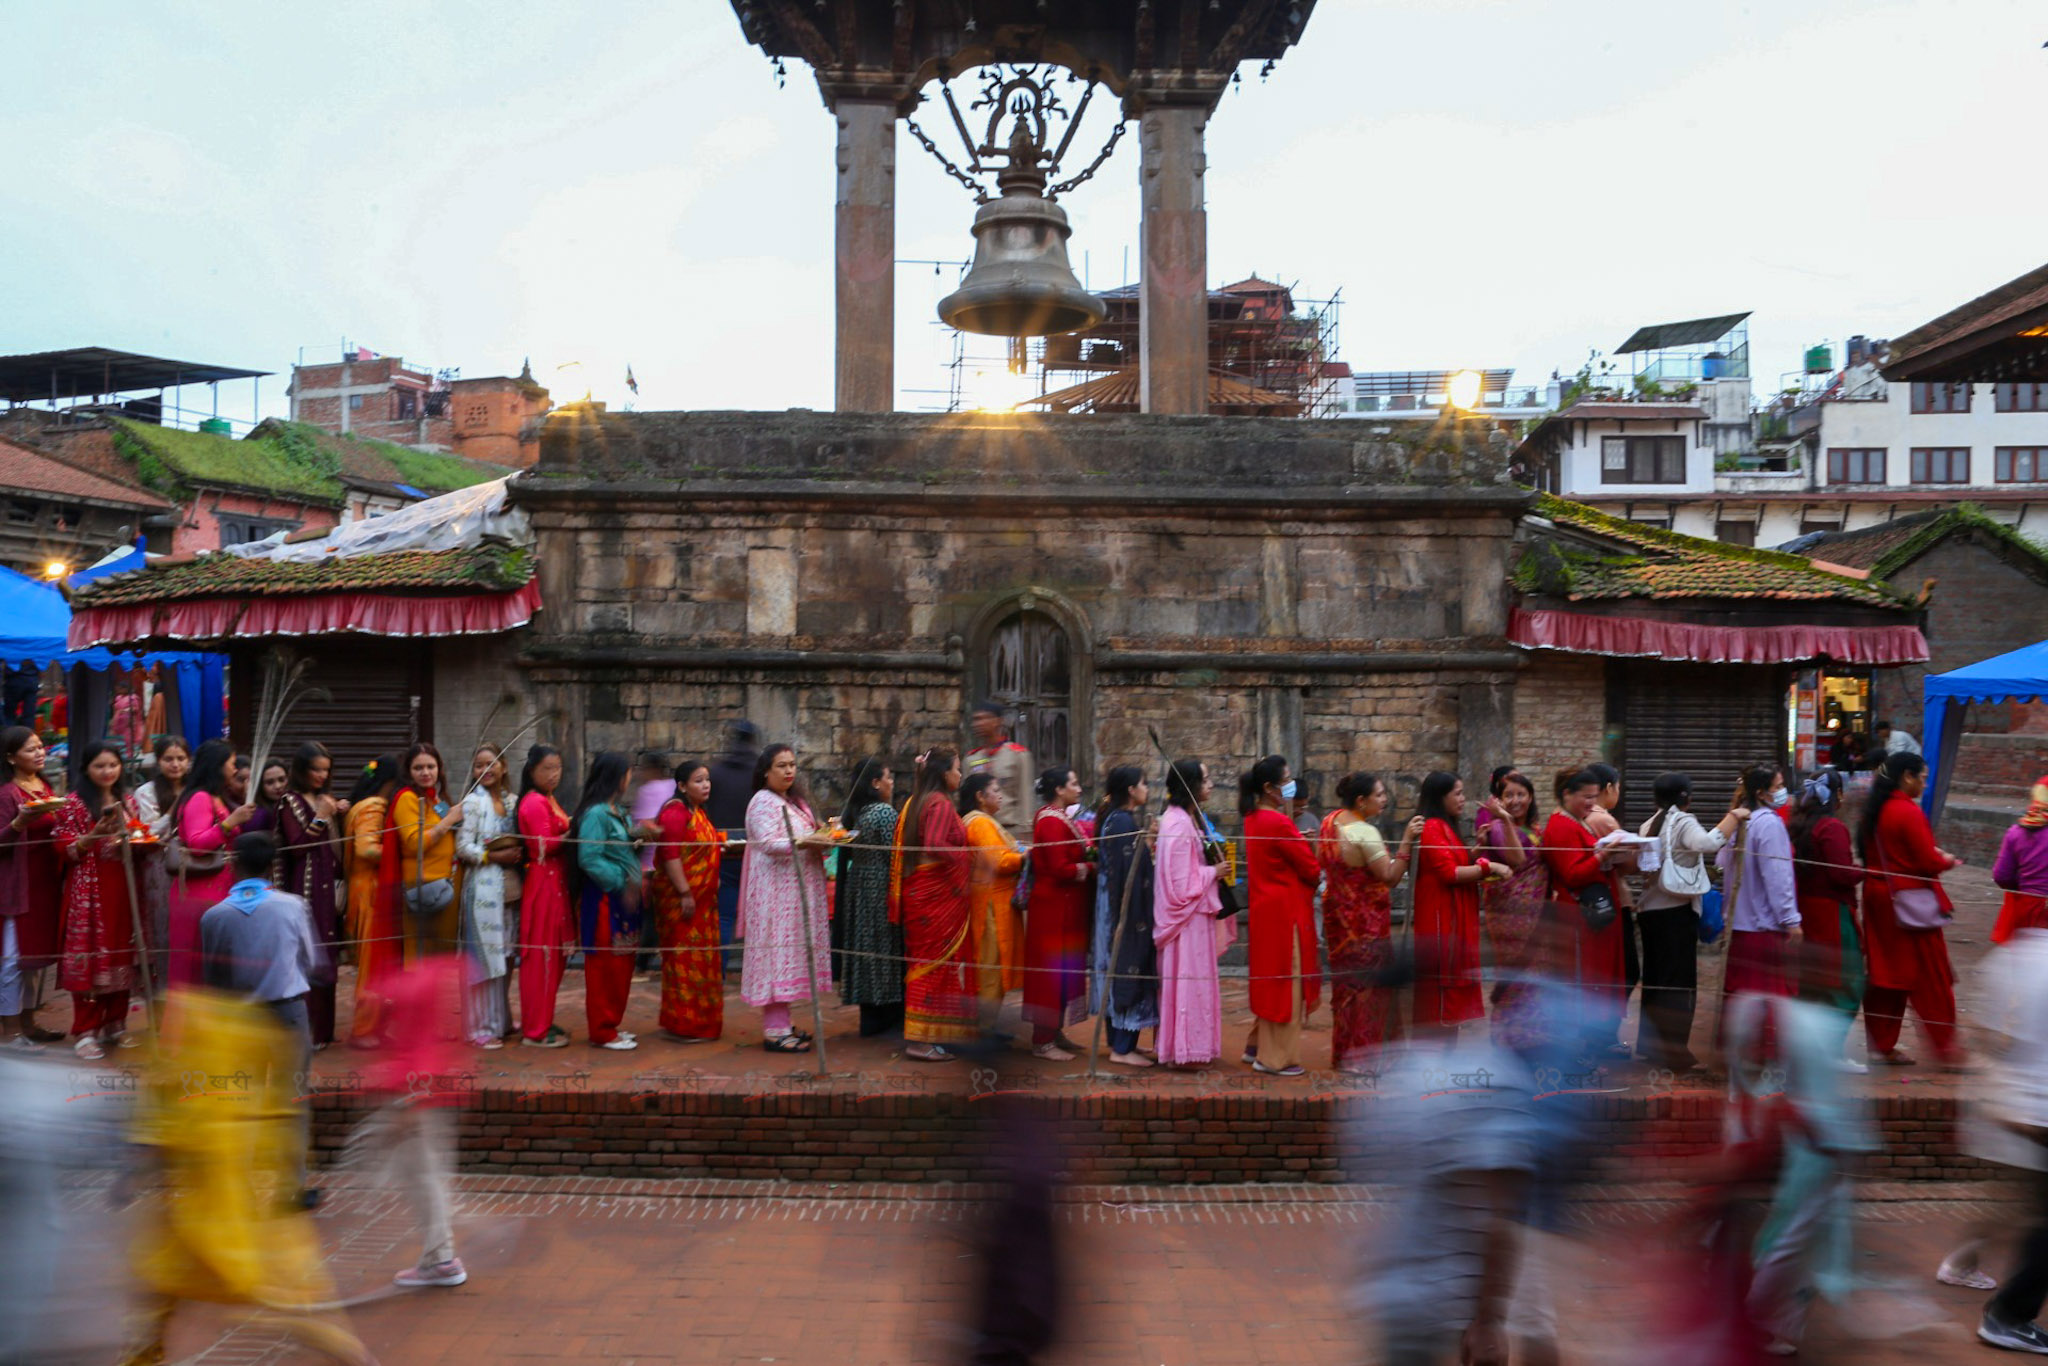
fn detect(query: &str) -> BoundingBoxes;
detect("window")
[1799,518,1843,537]
[1995,383,2048,412]
[1826,448,1886,484]
[1910,382,1971,414]
[1715,520,1758,547]
[1997,447,2048,482]
[395,391,417,419]
[1910,447,1971,484]
[217,514,300,547]
[1599,434,1687,484]
[348,394,364,411]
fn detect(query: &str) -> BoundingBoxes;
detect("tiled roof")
[1520,495,1912,608]
[1789,504,2048,582]
[70,543,532,606]
[0,438,170,509]
[1884,262,2048,380]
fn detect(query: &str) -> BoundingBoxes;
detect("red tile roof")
[70,543,532,606]
[0,438,170,509]
[1884,262,2048,381]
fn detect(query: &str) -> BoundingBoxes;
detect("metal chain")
[903,114,989,203]
[1049,116,1127,198]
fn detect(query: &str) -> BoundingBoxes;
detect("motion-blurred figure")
[0,1052,131,1364]
[349,954,470,1289]
[1968,927,2048,1352]
[965,1096,1062,1365]
[121,988,369,1365]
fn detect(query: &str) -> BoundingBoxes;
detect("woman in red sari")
[1318,771,1422,1071]
[1411,770,1499,1041]
[894,747,975,1060]
[0,725,65,1045]
[1543,766,1629,1055]
[1240,755,1319,1076]
[55,740,140,1058]
[1857,752,1962,1067]
[1023,766,1094,1060]
[651,760,724,1041]
[516,745,574,1048]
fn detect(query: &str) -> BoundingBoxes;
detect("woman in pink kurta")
[738,744,833,1051]
[165,738,257,988]
[1153,761,1236,1067]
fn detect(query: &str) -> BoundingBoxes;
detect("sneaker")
[1937,1260,1998,1290]
[522,1027,570,1049]
[394,1258,468,1289]
[1835,1057,1869,1075]
[4,1034,43,1052]
[1979,1312,2048,1354]
[599,1036,638,1051]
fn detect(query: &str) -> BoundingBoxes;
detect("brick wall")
[1513,652,1607,790]
[308,1089,1990,1184]
[1872,537,2048,738]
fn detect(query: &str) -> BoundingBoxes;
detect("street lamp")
[42,560,69,581]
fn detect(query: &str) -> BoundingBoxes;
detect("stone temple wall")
[512,409,1527,818]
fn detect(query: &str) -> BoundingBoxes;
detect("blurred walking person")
[967,701,1034,846]
[1963,928,2048,1349]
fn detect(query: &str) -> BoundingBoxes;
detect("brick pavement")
[140,1176,2021,1365]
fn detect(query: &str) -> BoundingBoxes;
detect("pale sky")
[4,0,2043,423]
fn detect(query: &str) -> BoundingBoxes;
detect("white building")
[1517,401,1716,500]
[1334,368,1554,421]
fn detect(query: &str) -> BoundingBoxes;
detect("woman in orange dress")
[960,771,1025,1013]
[342,754,401,1047]
[651,760,725,1041]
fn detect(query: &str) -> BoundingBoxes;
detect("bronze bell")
[939,162,1105,338]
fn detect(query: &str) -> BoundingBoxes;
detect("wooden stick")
[117,825,159,1048]
[781,804,830,1074]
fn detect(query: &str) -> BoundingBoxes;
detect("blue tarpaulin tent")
[1923,637,2048,821]
[0,558,222,745]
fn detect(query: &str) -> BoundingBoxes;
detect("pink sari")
[1151,805,1236,1065]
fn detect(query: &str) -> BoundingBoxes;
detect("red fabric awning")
[69,579,541,648]
[1508,607,1928,665]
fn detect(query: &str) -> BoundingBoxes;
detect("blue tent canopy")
[0,561,204,672]
[1923,638,2048,819]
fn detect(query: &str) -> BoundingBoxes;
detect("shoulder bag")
[1880,827,1950,930]
[1656,810,1713,901]
[163,797,228,876]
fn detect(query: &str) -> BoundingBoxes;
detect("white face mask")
[1280,780,1298,800]
[1765,788,1790,809]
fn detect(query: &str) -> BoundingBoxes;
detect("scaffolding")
[910,269,1345,417]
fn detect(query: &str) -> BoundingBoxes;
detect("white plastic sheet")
[223,475,530,563]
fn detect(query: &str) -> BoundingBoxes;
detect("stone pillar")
[1139,104,1208,415]
[834,99,896,412]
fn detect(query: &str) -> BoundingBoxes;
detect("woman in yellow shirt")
[958,772,1025,1020]
[391,742,464,961]
[343,755,401,1046]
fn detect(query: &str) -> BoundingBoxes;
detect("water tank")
[198,418,232,435]
[1804,344,1832,374]
[1701,353,1725,380]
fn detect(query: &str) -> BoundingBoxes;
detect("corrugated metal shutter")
[1619,663,1787,827]
[241,643,429,791]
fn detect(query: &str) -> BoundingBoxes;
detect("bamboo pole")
[1085,811,1150,1080]
[117,822,158,1048]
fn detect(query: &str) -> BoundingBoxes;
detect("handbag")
[1656,811,1712,901]
[1880,829,1950,930]
[1576,880,1617,932]
[1205,835,1244,920]
[403,878,455,918]
[1697,887,1725,944]
[162,834,226,876]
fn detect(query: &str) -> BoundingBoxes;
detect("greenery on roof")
[257,421,511,492]
[1865,502,2048,582]
[111,418,345,504]
[1520,493,1912,607]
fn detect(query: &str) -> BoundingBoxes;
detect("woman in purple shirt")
[1716,764,1803,1016]
[1990,775,2048,944]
